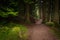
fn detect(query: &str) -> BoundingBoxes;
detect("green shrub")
[0,27,10,40]
[45,22,55,27]
[0,23,28,40]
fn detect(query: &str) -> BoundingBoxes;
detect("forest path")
[26,24,57,40]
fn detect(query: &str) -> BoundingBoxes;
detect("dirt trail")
[26,24,57,40]
[24,19,58,40]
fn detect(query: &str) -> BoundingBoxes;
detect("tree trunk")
[53,0,59,23]
[25,4,30,23]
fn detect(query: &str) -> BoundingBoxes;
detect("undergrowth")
[45,22,60,40]
[0,23,28,40]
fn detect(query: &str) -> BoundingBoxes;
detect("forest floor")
[26,24,58,40]
[24,20,58,40]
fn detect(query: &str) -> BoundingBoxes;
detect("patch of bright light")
[12,27,20,32]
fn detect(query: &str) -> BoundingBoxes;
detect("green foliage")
[0,27,10,40]
[0,11,18,17]
[0,0,18,17]
[45,22,55,27]
[0,23,28,40]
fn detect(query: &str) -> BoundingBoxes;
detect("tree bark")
[25,4,30,23]
[53,0,59,23]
